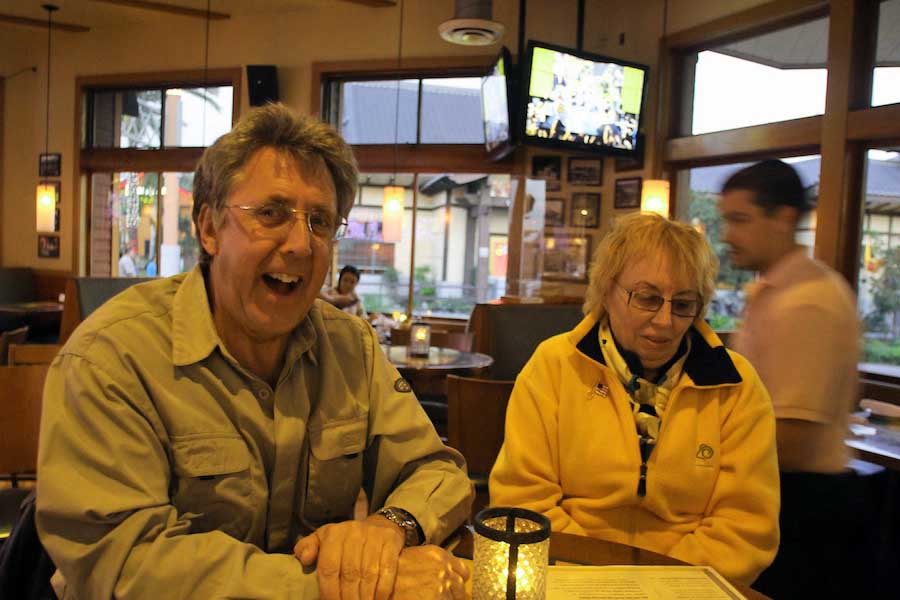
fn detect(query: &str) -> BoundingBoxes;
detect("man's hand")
[294,515,405,600]
[391,546,469,600]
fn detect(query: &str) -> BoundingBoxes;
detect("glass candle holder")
[472,507,551,600]
[409,321,431,356]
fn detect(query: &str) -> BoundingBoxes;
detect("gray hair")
[583,212,719,323]
[192,103,358,265]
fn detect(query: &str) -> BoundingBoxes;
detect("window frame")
[74,69,241,276]
[656,0,900,391]
[313,57,524,319]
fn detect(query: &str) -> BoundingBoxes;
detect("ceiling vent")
[439,0,504,46]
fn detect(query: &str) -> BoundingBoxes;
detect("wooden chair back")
[446,374,515,477]
[8,344,61,366]
[0,326,29,365]
[0,365,49,477]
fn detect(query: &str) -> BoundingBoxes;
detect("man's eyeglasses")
[225,204,348,241]
[613,281,702,318]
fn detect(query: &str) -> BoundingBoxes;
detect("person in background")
[37,103,471,600]
[719,159,867,599]
[118,245,138,277]
[490,212,779,585]
[320,264,367,320]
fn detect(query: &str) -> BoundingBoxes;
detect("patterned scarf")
[598,318,691,496]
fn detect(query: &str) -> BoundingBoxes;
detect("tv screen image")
[481,47,516,159]
[522,42,647,155]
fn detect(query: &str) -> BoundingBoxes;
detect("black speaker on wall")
[247,65,279,106]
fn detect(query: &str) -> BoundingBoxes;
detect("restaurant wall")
[0,0,769,276]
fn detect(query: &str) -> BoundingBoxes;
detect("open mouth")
[262,272,302,296]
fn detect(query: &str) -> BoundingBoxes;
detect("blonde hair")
[583,212,719,322]
[192,103,358,265]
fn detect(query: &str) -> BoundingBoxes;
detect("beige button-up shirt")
[731,247,860,473]
[36,266,472,599]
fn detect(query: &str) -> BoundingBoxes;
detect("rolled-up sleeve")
[361,327,473,544]
[36,353,319,600]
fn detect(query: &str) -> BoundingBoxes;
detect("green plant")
[862,337,900,366]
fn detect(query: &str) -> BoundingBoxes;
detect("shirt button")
[257,387,271,400]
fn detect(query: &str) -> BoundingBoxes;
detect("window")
[676,156,820,328]
[857,147,900,376]
[334,173,511,320]
[690,15,829,135]
[328,77,484,145]
[86,85,233,149]
[873,0,900,107]
[90,171,198,277]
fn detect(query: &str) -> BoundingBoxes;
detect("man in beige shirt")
[719,159,865,598]
[36,104,472,600]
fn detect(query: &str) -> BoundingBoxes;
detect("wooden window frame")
[74,68,242,276]
[658,0,900,390]
[312,57,527,313]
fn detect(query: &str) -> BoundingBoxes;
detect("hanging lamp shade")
[382,186,404,243]
[641,179,670,217]
[36,183,58,232]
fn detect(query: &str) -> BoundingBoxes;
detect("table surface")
[847,418,900,471]
[452,530,770,600]
[381,344,493,372]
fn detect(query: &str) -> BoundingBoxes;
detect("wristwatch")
[377,507,423,547]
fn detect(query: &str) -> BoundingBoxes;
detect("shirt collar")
[172,265,319,367]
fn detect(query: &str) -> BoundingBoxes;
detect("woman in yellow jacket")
[490,213,779,585]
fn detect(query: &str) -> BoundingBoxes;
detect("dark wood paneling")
[665,0,828,51]
[77,68,240,91]
[663,116,821,167]
[0,76,4,266]
[32,269,69,302]
[80,148,204,173]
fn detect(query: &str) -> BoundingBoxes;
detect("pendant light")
[382,0,405,244]
[36,4,59,233]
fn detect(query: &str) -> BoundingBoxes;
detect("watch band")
[377,507,423,546]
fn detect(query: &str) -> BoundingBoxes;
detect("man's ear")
[197,205,219,257]
[772,204,800,234]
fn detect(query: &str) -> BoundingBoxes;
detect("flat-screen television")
[481,46,517,160]
[519,41,648,156]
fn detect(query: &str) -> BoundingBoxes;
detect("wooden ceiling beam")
[0,13,90,32]
[89,0,230,20]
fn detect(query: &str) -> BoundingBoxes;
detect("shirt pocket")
[171,434,254,539]
[304,417,367,526]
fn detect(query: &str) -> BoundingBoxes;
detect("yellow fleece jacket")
[490,314,779,585]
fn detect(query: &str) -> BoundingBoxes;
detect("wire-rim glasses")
[225,204,348,241]
[613,280,702,318]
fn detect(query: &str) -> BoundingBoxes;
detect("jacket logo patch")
[696,444,714,460]
[394,377,412,393]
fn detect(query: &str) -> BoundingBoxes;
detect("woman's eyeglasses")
[614,281,702,318]
[225,203,348,241]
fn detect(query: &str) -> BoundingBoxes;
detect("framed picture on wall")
[542,234,591,282]
[570,192,600,228]
[545,197,565,227]
[531,155,562,192]
[38,234,60,258]
[567,157,603,185]
[614,177,642,209]
[38,153,61,177]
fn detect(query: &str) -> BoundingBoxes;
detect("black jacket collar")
[575,319,742,387]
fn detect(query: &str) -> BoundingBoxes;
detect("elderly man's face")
[199,147,336,343]
[606,254,697,372]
